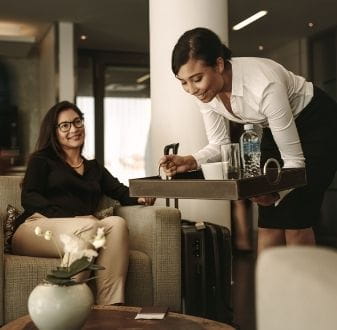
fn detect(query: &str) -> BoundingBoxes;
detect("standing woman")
[12,101,154,305]
[160,27,337,252]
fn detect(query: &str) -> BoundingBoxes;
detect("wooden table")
[2,305,235,329]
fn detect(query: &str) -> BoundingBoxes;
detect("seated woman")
[11,100,155,305]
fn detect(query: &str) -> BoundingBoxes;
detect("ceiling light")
[136,73,150,84]
[80,35,87,40]
[0,35,35,43]
[105,83,146,92]
[0,22,22,36]
[233,10,268,31]
[0,21,38,41]
[308,22,314,28]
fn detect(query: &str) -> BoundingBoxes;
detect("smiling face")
[56,108,85,151]
[176,57,225,103]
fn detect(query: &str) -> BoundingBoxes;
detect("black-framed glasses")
[56,117,84,132]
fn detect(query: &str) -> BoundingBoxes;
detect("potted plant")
[28,226,106,330]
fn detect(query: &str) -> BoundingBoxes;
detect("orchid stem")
[51,237,63,263]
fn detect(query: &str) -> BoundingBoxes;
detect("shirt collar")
[195,95,219,108]
[230,59,243,96]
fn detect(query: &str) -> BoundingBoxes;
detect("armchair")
[256,246,337,330]
[0,176,181,325]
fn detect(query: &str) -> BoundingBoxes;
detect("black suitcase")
[163,143,233,324]
[181,220,233,323]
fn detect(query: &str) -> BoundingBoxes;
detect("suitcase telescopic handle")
[164,143,180,155]
[163,143,180,208]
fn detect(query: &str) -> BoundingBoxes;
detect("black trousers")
[259,87,337,229]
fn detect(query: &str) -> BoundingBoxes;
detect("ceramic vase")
[28,282,94,330]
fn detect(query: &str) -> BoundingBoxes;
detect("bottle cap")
[244,124,254,130]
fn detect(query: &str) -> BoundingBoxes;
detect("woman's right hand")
[159,155,197,177]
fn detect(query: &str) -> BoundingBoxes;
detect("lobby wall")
[0,51,39,161]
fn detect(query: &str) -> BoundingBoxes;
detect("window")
[77,53,150,184]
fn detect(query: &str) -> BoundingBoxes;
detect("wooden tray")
[129,168,306,200]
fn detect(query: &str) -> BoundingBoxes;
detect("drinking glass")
[221,143,241,179]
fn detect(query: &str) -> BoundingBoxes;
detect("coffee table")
[2,305,235,329]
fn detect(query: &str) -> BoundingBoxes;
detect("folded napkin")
[135,306,168,320]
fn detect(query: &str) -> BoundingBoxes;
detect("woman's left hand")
[249,193,280,206]
[137,197,156,206]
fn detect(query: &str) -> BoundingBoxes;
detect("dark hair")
[34,100,84,160]
[171,27,232,75]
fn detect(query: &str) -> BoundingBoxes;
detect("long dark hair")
[171,27,232,75]
[34,100,84,160]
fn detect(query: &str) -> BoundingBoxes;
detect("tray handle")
[263,158,281,185]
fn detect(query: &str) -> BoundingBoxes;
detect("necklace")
[68,158,84,169]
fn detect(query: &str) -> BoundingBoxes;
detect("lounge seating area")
[2,175,337,329]
[0,175,182,325]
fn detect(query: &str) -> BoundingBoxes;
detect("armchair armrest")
[0,175,24,325]
[115,205,181,311]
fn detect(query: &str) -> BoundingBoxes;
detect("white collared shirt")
[192,57,313,170]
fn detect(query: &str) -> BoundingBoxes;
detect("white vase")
[28,282,94,330]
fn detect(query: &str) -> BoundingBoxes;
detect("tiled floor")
[232,251,257,330]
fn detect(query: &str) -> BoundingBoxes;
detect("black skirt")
[258,87,337,229]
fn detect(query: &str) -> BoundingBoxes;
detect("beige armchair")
[256,246,337,330]
[0,176,181,325]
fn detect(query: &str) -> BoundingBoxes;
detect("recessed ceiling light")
[105,83,146,92]
[0,21,36,38]
[136,73,150,84]
[308,22,314,28]
[80,35,87,40]
[258,45,264,51]
[233,10,268,31]
[0,22,22,35]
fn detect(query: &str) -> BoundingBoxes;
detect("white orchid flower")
[91,227,106,249]
[34,226,43,236]
[37,226,106,285]
[63,248,98,266]
[44,230,52,240]
[96,227,105,239]
[60,233,98,266]
[77,249,98,261]
[59,233,88,254]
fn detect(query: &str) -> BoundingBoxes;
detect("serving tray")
[129,168,306,200]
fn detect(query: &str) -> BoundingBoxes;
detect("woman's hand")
[159,155,197,177]
[249,193,280,206]
[137,197,156,206]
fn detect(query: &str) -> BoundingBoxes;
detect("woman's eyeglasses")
[56,118,84,132]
